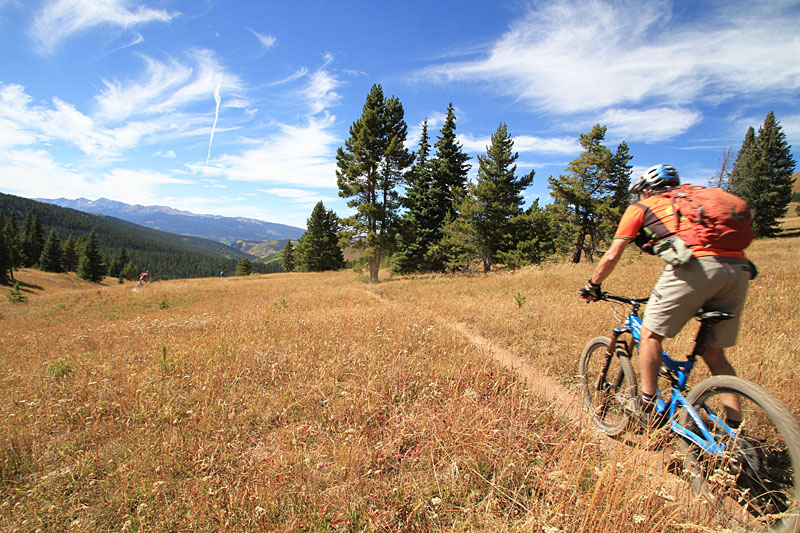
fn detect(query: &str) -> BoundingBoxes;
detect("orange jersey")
[614,194,746,259]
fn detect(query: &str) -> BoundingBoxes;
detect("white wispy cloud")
[195,114,340,189]
[0,48,251,161]
[95,49,246,123]
[267,68,309,87]
[458,133,580,154]
[0,149,189,203]
[247,28,277,50]
[421,0,800,135]
[0,80,227,159]
[302,68,342,115]
[261,188,317,198]
[599,107,703,143]
[0,117,37,149]
[30,0,177,55]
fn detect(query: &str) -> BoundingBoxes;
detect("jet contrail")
[205,79,222,167]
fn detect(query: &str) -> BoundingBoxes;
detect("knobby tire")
[679,375,800,533]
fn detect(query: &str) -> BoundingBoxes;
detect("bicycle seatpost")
[688,312,731,361]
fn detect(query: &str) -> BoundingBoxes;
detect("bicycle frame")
[609,301,739,456]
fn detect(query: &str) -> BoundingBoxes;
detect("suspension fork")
[595,328,623,391]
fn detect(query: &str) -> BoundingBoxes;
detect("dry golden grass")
[1,219,798,532]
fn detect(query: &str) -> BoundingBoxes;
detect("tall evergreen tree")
[599,141,634,241]
[730,112,796,237]
[77,230,105,282]
[3,215,21,279]
[120,260,137,281]
[431,102,471,220]
[0,214,10,285]
[38,229,64,272]
[497,201,557,268]
[468,123,534,272]
[26,212,46,267]
[21,212,39,267]
[61,234,79,272]
[108,247,130,278]
[393,120,447,273]
[548,124,632,263]
[281,241,296,272]
[337,84,413,282]
[235,257,252,276]
[295,201,345,272]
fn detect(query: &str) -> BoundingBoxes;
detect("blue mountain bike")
[578,292,800,532]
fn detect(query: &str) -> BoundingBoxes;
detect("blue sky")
[0,0,798,229]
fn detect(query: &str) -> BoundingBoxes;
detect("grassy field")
[1,215,798,532]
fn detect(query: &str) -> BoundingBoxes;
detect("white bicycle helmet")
[629,164,680,194]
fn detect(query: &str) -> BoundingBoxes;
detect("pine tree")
[730,126,758,197]
[38,229,64,272]
[108,247,130,278]
[599,141,634,241]
[393,120,447,273]
[730,112,796,237]
[429,211,480,272]
[235,257,252,276]
[281,241,296,272]
[3,215,21,279]
[468,123,534,272]
[431,102,471,221]
[78,230,105,282]
[497,201,557,268]
[548,124,632,263]
[61,234,79,272]
[337,84,413,282]
[120,260,137,281]
[295,201,345,272]
[21,212,36,267]
[0,214,10,285]
[24,212,46,267]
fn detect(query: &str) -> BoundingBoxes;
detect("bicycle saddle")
[697,310,734,323]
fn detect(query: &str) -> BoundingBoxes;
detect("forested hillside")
[0,192,281,280]
[231,239,291,260]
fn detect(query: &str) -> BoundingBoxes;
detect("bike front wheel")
[578,336,638,437]
[679,375,800,533]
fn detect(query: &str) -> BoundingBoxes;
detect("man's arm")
[580,238,632,301]
[589,238,631,286]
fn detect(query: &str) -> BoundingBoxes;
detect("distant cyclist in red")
[138,271,150,285]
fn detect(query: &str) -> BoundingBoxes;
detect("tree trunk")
[572,231,585,263]
[369,254,381,283]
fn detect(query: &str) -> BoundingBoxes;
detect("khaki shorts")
[643,256,751,347]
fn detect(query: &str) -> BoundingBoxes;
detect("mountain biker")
[580,164,754,427]
[139,271,149,284]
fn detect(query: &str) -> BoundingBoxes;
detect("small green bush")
[7,282,25,304]
[48,359,74,380]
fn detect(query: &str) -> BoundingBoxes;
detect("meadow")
[1,214,798,532]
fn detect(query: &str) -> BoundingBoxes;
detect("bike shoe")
[621,396,668,430]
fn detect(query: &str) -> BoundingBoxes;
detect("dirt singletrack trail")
[450,321,585,419]
[361,287,699,503]
[360,288,590,425]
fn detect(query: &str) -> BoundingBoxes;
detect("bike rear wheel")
[578,336,638,436]
[679,376,800,532]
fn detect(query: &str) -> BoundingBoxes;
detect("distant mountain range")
[37,197,305,244]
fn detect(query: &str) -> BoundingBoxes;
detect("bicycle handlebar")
[599,292,649,306]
